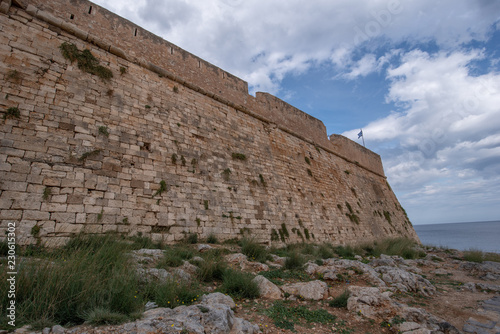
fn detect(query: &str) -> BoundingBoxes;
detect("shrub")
[240,238,270,263]
[185,233,198,244]
[220,269,259,299]
[284,251,306,270]
[329,290,349,308]
[206,233,218,244]
[333,245,356,259]
[318,243,335,259]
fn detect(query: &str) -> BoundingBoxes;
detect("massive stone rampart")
[0,0,418,246]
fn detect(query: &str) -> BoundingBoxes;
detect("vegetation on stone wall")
[59,42,113,80]
[3,106,20,119]
[231,152,247,161]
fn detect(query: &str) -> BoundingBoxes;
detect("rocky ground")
[6,244,500,334]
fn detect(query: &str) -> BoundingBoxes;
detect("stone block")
[54,223,82,234]
[51,212,76,224]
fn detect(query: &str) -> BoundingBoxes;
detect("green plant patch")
[264,301,338,331]
[4,107,20,119]
[219,269,259,299]
[329,290,349,308]
[231,152,247,161]
[60,42,113,80]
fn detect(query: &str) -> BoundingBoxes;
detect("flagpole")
[362,130,365,147]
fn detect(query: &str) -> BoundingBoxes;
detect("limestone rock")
[270,254,286,266]
[51,325,65,334]
[136,267,172,283]
[200,292,236,309]
[172,268,191,282]
[225,253,248,263]
[375,266,436,296]
[305,262,320,275]
[323,259,386,287]
[252,275,282,299]
[130,249,165,264]
[281,280,328,300]
[224,253,269,273]
[460,261,500,280]
[197,244,213,252]
[347,286,395,319]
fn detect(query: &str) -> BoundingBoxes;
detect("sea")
[414,220,500,253]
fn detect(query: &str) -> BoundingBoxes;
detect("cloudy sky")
[91,0,500,225]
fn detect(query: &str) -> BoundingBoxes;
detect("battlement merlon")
[7,0,386,177]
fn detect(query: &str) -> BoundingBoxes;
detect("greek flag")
[358,130,363,139]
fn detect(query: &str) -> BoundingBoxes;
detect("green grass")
[157,246,195,268]
[185,233,198,244]
[0,235,143,329]
[143,279,203,309]
[240,238,271,263]
[259,269,310,286]
[329,290,349,308]
[356,238,424,259]
[196,254,227,282]
[463,249,500,263]
[264,301,338,331]
[219,269,260,299]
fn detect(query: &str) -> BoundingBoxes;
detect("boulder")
[200,292,236,309]
[252,275,282,299]
[375,266,436,296]
[347,286,395,319]
[281,280,328,300]
[197,244,213,252]
[136,267,172,283]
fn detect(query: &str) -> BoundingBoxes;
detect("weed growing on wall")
[98,126,109,137]
[59,42,113,80]
[3,107,20,119]
[78,149,102,162]
[304,156,311,165]
[153,180,167,197]
[222,168,231,181]
[345,202,360,224]
[6,69,21,82]
[42,187,51,201]
[231,153,246,161]
[258,174,267,187]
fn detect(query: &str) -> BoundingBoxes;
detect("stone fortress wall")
[0,0,419,246]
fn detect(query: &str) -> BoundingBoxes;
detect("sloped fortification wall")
[0,0,418,246]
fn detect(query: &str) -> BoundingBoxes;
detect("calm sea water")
[414,220,500,253]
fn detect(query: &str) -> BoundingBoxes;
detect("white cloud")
[91,0,500,93]
[342,49,500,223]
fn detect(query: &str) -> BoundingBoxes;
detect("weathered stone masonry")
[0,0,419,246]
